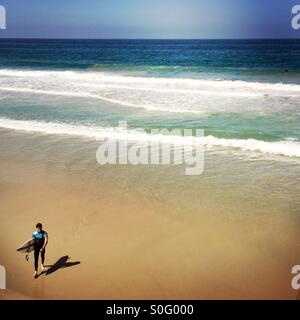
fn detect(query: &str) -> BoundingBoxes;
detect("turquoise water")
[0,39,299,158]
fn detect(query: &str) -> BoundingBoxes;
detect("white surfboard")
[16,238,36,254]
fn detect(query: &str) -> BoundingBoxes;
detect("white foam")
[0,68,299,92]
[0,117,299,158]
[0,86,147,109]
[0,68,299,114]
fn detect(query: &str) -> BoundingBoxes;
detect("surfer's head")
[36,223,43,232]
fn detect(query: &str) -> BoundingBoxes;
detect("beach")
[0,128,300,299]
[0,39,300,299]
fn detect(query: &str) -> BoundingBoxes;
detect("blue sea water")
[0,39,299,158]
[1,39,300,81]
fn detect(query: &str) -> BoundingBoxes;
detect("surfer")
[32,223,48,278]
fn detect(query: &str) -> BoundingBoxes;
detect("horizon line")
[0,37,299,41]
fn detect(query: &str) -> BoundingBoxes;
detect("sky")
[0,0,299,39]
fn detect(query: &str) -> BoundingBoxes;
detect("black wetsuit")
[32,230,46,272]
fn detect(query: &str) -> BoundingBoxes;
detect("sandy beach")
[0,133,299,299]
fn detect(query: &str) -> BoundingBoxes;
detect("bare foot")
[33,271,38,278]
[41,265,46,272]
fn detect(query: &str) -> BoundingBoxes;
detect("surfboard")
[16,238,36,254]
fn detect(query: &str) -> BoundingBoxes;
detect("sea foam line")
[0,84,264,100]
[0,86,150,110]
[0,68,300,92]
[0,69,299,115]
[0,86,200,113]
[0,117,299,158]
[79,83,263,98]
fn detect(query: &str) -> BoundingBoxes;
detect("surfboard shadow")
[43,255,80,276]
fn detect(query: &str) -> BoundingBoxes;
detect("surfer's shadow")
[39,255,80,277]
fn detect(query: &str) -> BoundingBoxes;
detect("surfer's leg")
[33,249,39,278]
[34,249,39,271]
[41,249,45,270]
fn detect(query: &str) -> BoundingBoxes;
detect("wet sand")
[0,157,299,300]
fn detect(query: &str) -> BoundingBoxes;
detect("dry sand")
[0,159,299,300]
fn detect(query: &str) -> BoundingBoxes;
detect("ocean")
[0,38,299,215]
[0,39,300,157]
